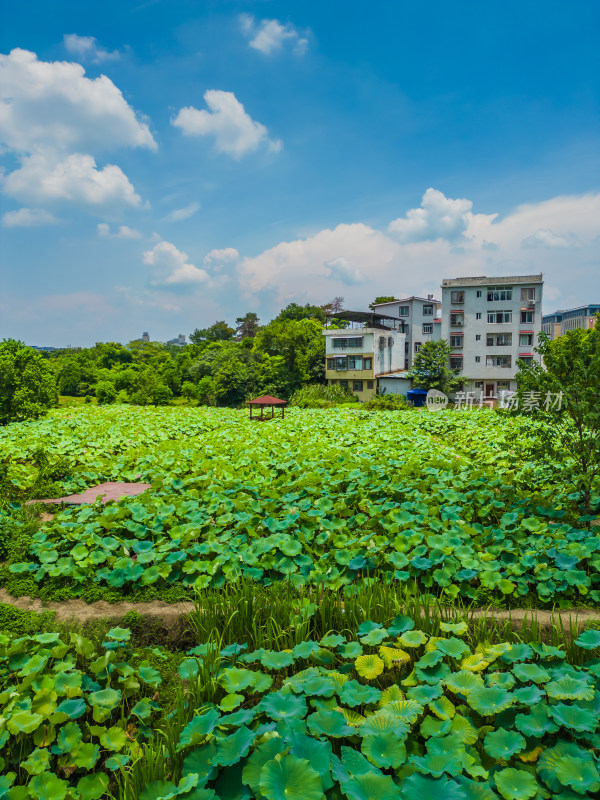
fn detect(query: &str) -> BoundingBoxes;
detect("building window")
[450,334,463,347]
[476,313,482,320]
[339,380,348,388]
[332,337,363,348]
[475,356,481,363]
[423,304,434,316]
[519,333,534,346]
[497,380,511,391]
[422,323,433,334]
[487,288,512,301]
[348,355,363,370]
[414,342,422,352]
[475,381,483,388]
[476,290,482,298]
[404,342,409,354]
[487,333,512,346]
[518,356,533,367]
[521,288,536,301]
[329,379,337,384]
[450,313,464,327]
[520,310,534,324]
[329,357,347,370]
[475,334,481,341]
[399,306,410,316]
[404,358,409,369]
[363,357,373,370]
[450,357,463,371]
[451,291,464,303]
[367,380,374,389]
[486,355,512,368]
[487,311,512,324]
[353,381,364,392]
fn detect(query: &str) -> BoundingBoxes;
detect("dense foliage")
[2,406,598,606]
[0,340,57,425]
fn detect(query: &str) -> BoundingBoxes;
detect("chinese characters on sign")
[426,389,563,412]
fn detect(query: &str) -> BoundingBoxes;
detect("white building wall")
[371,297,442,368]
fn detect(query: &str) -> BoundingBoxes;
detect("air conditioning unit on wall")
[527,300,536,307]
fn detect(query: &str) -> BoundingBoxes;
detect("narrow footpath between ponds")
[1,587,599,629]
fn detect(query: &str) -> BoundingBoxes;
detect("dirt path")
[1,587,599,629]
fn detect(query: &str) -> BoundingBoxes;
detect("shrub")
[95,380,117,404]
[363,392,411,410]
[289,383,358,408]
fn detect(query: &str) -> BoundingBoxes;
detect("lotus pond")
[1,405,599,606]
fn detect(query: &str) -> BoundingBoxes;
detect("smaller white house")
[371,296,442,369]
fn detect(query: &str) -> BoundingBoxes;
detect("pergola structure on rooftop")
[247,394,287,421]
[325,310,408,332]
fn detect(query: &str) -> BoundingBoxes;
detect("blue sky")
[1,0,598,347]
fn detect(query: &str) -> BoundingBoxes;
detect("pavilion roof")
[247,395,287,405]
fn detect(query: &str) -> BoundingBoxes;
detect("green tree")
[515,320,600,512]
[369,296,399,310]
[0,340,57,424]
[253,318,325,395]
[275,303,326,324]
[95,380,117,404]
[406,340,461,393]
[189,321,235,344]
[235,312,260,340]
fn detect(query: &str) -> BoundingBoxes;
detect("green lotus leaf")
[420,715,453,738]
[219,693,244,712]
[554,754,600,794]
[400,773,467,800]
[242,738,288,793]
[385,699,424,725]
[416,650,444,669]
[288,733,333,784]
[574,629,600,650]
[436,638,470,659]
[485,672,515,690]
[18,653,48,677]
[511,663,550,684]
[105,753,131,771]
[308,707,354,738]
[21,747,50,776]
[450,713,479,745]
[76,774,109,800]
[440,621,469,636]
[259,753,322,800]
[494,768,538,800]
[106,626,131,642]
[100,725,128,751]
[410,750,464,778]
[407,684,443,704]
[219,667,260,693]
[457,775,498,800]
[399,630,428,648]
[467,686,514,716]
[514,703,557,737]
[131,699,153,720]
[359,710,409,737]
[429,696,455,720]
[139,665,162,686]
[355,654,384,680]
[260,690,307,720]
[261,651,294,670]
[359,628,389,646]
[182,741,217,780]
[29,772,68,800]
[537,742,591,793]
[361,732,407,769]
[339,680,382,707]
[178,789,217,800]
[88,687,122,721]
[7,710,43,734]
[341,770,399,800]
[529,642,566,660]
[484,728,526,759]
[292,641,321,659]
[549,702,597,732]
[339,642,364,659]
[178,709,220,748]
[545,675,594,701]
[74,742,100,769]
[178,658,200,680]
[320,633,346,648]
[213,725,256,766]
[501,644,533,664]
[139,781,178,800]
[55,720,82,753]
[513,685,544,705]
[444,670,484,696]
[55,695,87,720]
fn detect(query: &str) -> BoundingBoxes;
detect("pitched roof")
[247,395,287,405]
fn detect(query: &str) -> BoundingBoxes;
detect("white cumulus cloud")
[143,240,210,286]
[164,201,201,222]
[203,247,240,265]
[2,207,59,227]
[239,14,308,56]
[172,90,281,159]
[3,153,141,207]
[388,188,476,242]
[324,257,366,285]
[97,222,142,238]
[63,34,120,63]
[522,229,574,248]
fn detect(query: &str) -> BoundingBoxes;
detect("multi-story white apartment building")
[371,296,442,369]
[542,305,600,338]
[441,274,543,398]
[323,311,407,401]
